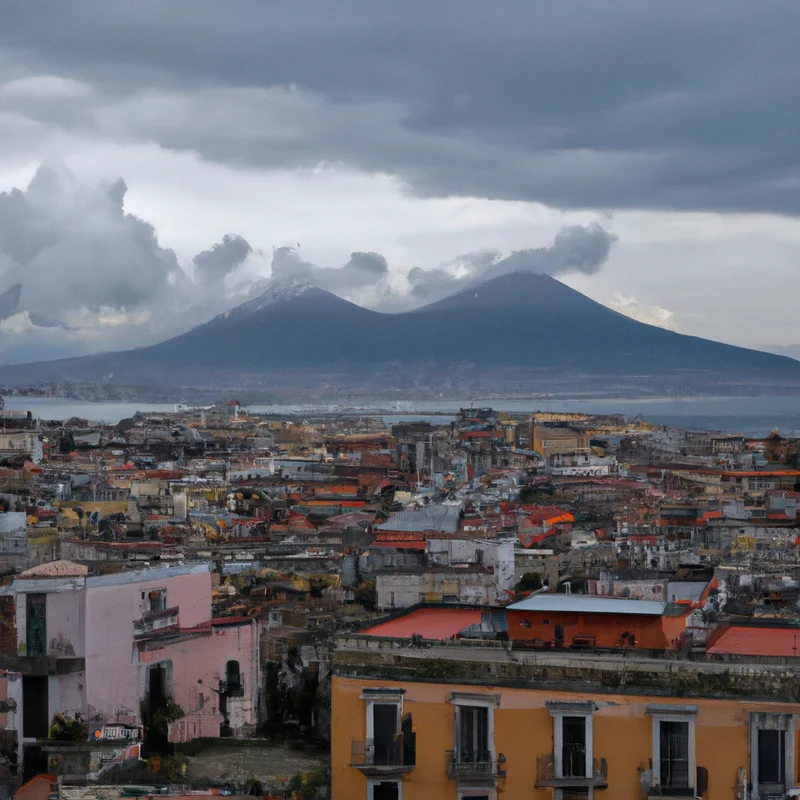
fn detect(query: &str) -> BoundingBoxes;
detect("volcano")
[0,273,797,395]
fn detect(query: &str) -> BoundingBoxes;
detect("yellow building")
[332,633,798,800]
[531,424,590,460]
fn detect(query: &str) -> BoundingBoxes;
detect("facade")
[504,594,691,650]
[0,563,260,773]
[333,630,800,800]
[531,425,589,461]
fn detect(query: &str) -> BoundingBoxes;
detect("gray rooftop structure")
[377,504,463,533]
[506,593,667,616]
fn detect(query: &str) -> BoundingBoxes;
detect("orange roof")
[722,470,800,477]
[520,505,574,526]
[707,625,800,657]
[371,539,425,550]
[373,531,427,550]
[361,607,482,639]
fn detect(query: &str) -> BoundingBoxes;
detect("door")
[26,594,46,657]
[371,782,399,800]
[373,703,398,765]
[758,728,786,790]
[554,624,564,648]
[22,676,49,738]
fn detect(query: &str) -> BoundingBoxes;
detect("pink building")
[0,563,260,777]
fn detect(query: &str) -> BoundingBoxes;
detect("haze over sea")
[6,395,800,438]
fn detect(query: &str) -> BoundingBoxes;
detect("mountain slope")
[0,273,797,391]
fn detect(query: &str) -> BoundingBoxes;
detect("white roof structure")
[506,593,667,616]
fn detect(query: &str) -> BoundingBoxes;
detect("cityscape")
[0,400,794,798]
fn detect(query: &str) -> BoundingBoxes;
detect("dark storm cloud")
[193,234,253,283]
[408,223,617,300]
[0,165,255,354]
[0,165,183,326]
[2,0,799,214]
[0,284,21,322]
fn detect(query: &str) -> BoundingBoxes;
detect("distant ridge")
[0,272,797,396]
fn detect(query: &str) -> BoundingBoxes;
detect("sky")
[0,0,799,363]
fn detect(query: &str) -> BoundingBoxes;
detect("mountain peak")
[245,277,314,309]
[215,278,316,322]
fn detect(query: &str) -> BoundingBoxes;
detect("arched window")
[226,660,241,693]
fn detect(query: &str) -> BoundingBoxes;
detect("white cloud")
[607,293,678,330]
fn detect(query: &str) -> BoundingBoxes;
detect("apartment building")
[332,608,799,800]
[0,562,259,777]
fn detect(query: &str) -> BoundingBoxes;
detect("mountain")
[1,273,798,397]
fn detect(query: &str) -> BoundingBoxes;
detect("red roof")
[371,540,425,550]
[372,531,427,550]
[707,625,800,657]
[361,607,482,639]
[521,505,574,524]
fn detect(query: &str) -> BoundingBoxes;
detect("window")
[148,588,167,613]
[225,660,242,693]
[562,717,587,778]
[450,692,500,767]
[361,689,404,768]
[368,780,401,800]
[659,721,690,789]
[750,712,795,796]
[26,594,47,657]
[647,705,696,794]
[373,704,400,765]
[547,701,595,781]
[458,706,489,764]
[758,729,785,784]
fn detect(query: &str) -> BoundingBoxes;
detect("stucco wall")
[333,674,786,800]
[83,567,212,722]
[152,621,259,741]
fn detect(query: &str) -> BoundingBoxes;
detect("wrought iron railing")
[350,734,414,769]
[535,752,608,786]
[446,749,506,780]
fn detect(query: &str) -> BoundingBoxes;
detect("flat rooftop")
[360,607,482,639]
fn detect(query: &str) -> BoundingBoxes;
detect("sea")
[6,395,800,437]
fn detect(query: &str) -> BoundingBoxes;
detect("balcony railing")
[535,752,608,787]
[350,735,415,774]
[446,749,506,781]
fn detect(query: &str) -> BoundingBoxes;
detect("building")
[364,537,515,610]
[531,425,589,462]
[332,605,800,800]
[0,563,260,777]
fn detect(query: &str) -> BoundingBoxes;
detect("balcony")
[446,750,506,782]
[350,735,415,776]
[646,765,708,798]
[535,752,608,788]
[0,654,85,676]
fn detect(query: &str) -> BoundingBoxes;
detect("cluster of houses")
[0,401,799,797]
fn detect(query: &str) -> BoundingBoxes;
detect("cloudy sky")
[0,0,799,362]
